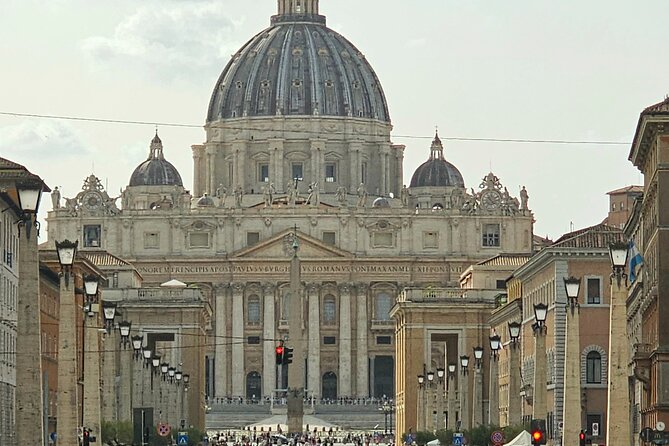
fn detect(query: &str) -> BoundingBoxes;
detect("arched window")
[247,295,261,325]
[586,351,602,384]
[323,295,336,325]
[375,292,393,321]
[322,371,337,400]
[246,371,262,400]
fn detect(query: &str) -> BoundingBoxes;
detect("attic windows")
[247,232,260,247]
[423,231,438,249]
[325,163,337,182]
[352,80,360,89]
[236,81,244,89]
[482,224,500,247]
[189,232,210,249]
[292,79,303,88]
[83,225,101,248]
[325,80,334,88]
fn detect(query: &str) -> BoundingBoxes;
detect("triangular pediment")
[231,229,353,259]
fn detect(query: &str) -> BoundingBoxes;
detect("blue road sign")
[177,431,189,445]
[453,433,464,446]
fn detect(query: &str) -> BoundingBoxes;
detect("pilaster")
[83,314,102,438]
[56,275,79,446]
[563,309,582,446]
[607,279,631,444]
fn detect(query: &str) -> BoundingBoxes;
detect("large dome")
[410,133,465,188]
[207,1,390,123]
[129,134,183,187]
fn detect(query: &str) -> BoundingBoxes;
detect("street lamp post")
[55,239,79,446]
[426,370,435,432]
[459,355,470,431]
[607,241,631,445]
[507,322,521,426]
[472,347,484,427]
[532,303,548,424]
[436,368,445,430]
[13,178,47,446]
[100,303,118,422]
[488,335,501,425]
[118,322,135,421]
[82,275,102,440]
[563,276,582,446]
[447,364,456,430]
[417,374,425,431]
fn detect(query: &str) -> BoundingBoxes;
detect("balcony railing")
[398,287,500,303]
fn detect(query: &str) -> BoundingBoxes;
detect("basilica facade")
[46,0,534,407]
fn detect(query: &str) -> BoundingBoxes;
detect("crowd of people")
[208,431,395,446]
[208,396,394,407]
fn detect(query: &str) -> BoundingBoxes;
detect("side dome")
[207,1,390,123]
[129,133,183,187]
[410,133,465,188]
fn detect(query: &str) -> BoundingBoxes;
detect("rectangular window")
[144,232,159,249]
[376,336,392,345]
[361,162,368,184]
[482,224,500,247]
[325,163,337,182]
[247,232,260,247]
[323,336,336,345]
[423,231,438,249]
[247,336,260,345]
[258,164,269,183]
[189,232,210,248]
[322,231,336,246]
[496,279,506,290]
[587,278,601,304]
[83,225,102,248]
[291,163,303,180]
[373,232,394,248]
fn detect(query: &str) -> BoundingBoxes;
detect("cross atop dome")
[272,0,325,25]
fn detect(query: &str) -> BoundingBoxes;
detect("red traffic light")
[275,346,284,355]
[579,432,585,440]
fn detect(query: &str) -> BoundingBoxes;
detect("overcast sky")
[1,0,665,240]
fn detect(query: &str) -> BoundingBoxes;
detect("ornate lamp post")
[607,241,631,445]
[563,276,582,446]
[508,321,522,426]
[436,368,445,430]
[55,239,79,446]
[472,347,484,426]
[459,355,470,430]
[532,303,548,424]
[447,364,456,430]
[82,274,103,439]
[426,370,435,432]
[488,335,501,425]
[12,177,47,446]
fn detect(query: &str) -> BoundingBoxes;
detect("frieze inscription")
[136,264,448,275]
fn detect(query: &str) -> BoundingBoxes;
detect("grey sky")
[1,0,664,240]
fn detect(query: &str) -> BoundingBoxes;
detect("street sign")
[491,430,504,445]
[642,428,655,443]
[453,432,464,446]
[177,431,189,445]
[157,423,171,437]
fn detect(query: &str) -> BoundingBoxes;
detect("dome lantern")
[409,131,465,188]
[129,132,183,187]
[273,0,324,24]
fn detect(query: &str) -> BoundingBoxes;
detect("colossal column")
[214,284,229,397]
[307,283,321,399]
[263,284,277,397]
[356,284,369,397]
[339,284,352,396]
[231,283,245,396]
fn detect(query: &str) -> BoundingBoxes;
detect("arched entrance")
[246,371,262,401]
[322,372,337,400]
